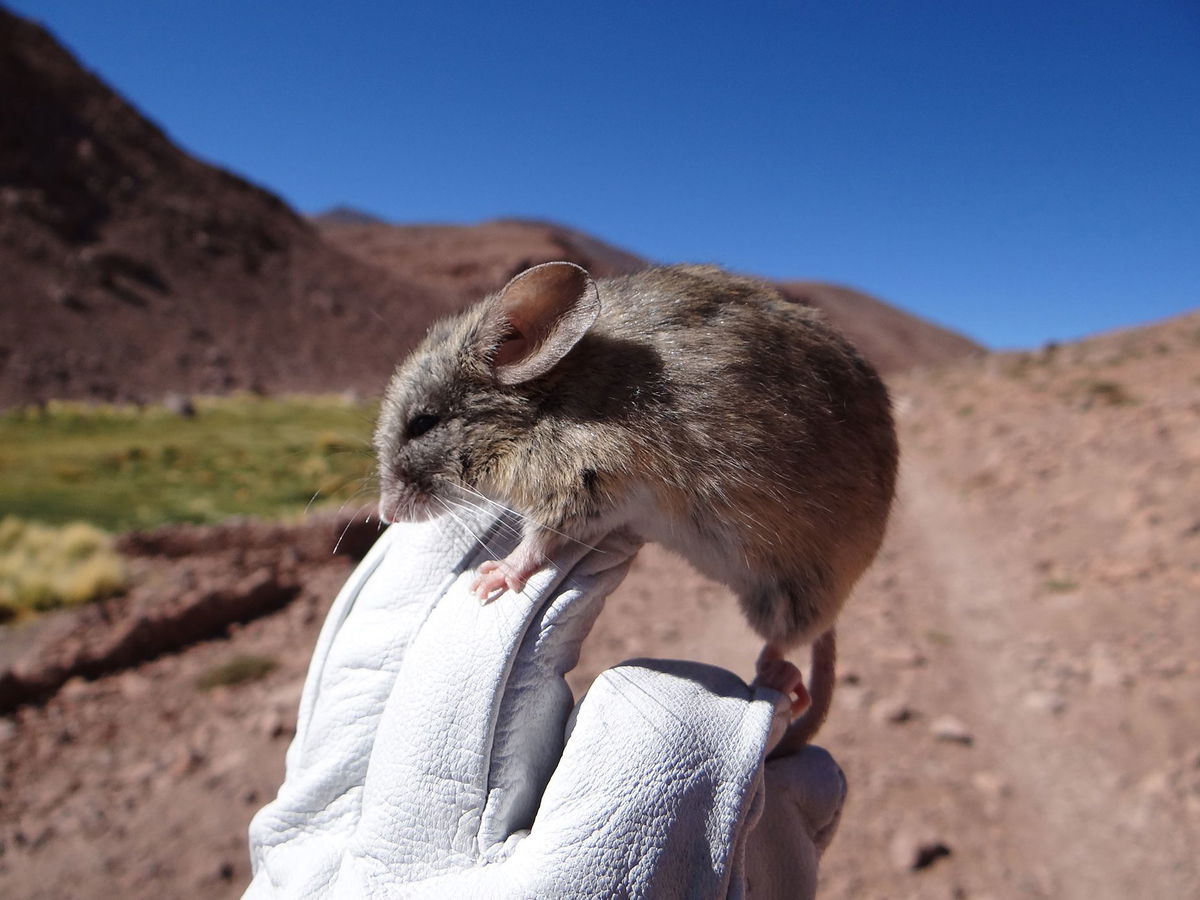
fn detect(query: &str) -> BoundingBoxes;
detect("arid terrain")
[2,310,1197,898]
[2,6,1198,899]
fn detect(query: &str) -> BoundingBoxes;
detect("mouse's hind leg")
[738,565,835,649]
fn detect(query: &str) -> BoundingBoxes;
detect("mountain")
[310,205,389,227]
[0,5,979,412]
[313,217,647,311]
[0,8,444,407]
[776,281,982,373]
[319,218,983,374]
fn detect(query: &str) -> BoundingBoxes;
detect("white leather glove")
[245,508,845,899]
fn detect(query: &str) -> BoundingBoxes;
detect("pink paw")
[753,646,811,716]
[470,559,528,603]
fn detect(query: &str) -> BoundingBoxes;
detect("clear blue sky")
[10,0,1200,348]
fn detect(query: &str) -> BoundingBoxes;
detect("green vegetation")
[0,517,127,621]
[1077,379,1136,408]
[0,394,378,531]
[1044,578,1079,593]
[197,653,278,690]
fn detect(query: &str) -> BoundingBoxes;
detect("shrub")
[1079,379,1136,407]
[0,517,127,619]
[197,654,278,690]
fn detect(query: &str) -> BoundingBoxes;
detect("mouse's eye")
[406,413,440,440]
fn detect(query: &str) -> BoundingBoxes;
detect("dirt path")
[830,333,1200,899]
[896,449,1103,899]
[813,453,1054,898]
[898,443,1199,898]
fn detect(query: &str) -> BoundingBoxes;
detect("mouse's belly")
[614,493,758,593]
[614,491,845,646]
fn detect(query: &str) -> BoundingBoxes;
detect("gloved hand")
[245,506,846,899]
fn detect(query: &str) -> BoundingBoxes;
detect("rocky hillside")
[310,215,649,298]
[0,9,444,408]
[319,216,984,375]
[776,281,981,375]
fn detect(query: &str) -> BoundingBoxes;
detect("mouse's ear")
[487,261,600,385]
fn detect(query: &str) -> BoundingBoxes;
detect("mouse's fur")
[376,262,898,742]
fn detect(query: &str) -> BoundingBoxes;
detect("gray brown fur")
[376,263,898,655]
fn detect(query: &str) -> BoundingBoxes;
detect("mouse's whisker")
[453,484,526,522]
[433,496,498,559]
[442,489,518,524]
[441,497,525,543]
[436,489,516,531]
[540,524,603,554]
[331,515,357,556]
[451,484,603,554]
[323,489,373,529]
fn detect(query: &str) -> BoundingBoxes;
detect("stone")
[872,697,917,725]
[931,715,973,745]
[1088,643,1129,689]
[890,829,953,872]
[1024,690,1067,714]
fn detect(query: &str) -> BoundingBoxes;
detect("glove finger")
[480,660,777,898]
[347,514,640,884]
[248,514,484,892]
[764,746,846,855]
[740,746,847,900]
[479,527,642,849]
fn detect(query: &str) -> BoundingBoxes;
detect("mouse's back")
[545,264,898,647]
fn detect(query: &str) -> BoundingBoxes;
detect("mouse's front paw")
[470,559,528,603]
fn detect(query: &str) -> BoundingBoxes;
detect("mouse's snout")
[378,476,438,525]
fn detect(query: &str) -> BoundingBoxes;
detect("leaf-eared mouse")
[375,262,898,752]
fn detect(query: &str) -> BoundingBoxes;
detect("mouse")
[375,261,898,753]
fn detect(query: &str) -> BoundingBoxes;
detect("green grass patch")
[197,654,278,690]
[0,394,379,531]
[1044,578,1079,593]
[0,517,127,620]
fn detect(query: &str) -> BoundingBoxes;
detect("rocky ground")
[1,311,1197,898]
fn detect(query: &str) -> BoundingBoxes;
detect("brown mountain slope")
[320,216,984,373]
[777,281,983,374]
[0,9,444,408]
[312,217,647,311]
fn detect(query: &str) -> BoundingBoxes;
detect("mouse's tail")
[771,627,836,757]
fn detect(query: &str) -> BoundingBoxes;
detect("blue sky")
[10,0,1199,348]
